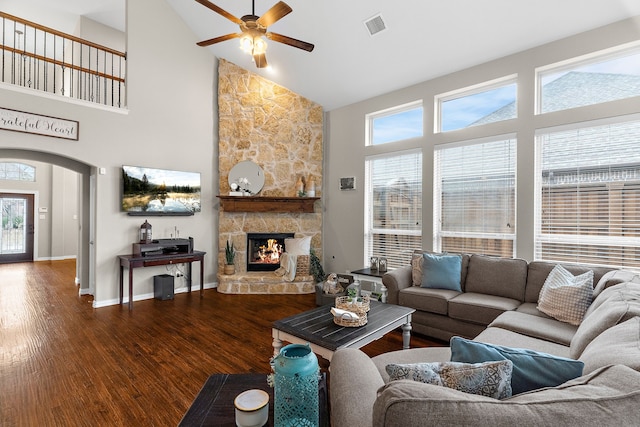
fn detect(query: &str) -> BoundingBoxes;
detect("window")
[0,162,35,181]
[434,137,516,256]
[535,116,640,269]
[537,43,640,114]
[365,150,422,269]
[367,101,423,146]
[436,76,517,133]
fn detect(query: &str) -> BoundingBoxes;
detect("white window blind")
[365,150,422,269]
[434,137,516,257]
[535,117,640,269]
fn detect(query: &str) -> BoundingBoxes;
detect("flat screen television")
[121,165,201,216]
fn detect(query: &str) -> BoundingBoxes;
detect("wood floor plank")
[0,260,444,426]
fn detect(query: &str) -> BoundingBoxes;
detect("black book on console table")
[132,237,193,257]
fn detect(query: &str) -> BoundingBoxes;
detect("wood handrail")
[0,11,126,59]
[0,44,125,83]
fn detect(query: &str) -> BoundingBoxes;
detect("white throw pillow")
[284,236,311,256]
[537,265,593,325]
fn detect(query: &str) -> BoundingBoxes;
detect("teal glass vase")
[272,343,319,427]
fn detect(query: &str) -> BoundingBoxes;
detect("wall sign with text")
[0,107,79,140]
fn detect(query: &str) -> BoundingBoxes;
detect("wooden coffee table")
[272,301,415,362]
[179,373,328,426]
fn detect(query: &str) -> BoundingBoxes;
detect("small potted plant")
[224,240,236,275]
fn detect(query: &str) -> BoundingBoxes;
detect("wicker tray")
[333,295,370,327]
[335,295,370,314]
[333,311,367,327]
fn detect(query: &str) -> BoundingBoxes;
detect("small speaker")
[154,274,174,300]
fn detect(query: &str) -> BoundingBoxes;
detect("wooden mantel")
[217,196,320,213]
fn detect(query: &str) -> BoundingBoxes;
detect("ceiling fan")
[195,0,315,68]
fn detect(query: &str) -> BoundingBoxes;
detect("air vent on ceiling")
[364,14,386,36]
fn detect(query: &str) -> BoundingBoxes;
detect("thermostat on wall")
[39,207,48,213]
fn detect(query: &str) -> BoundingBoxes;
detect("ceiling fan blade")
[197,33,241,47]
[257,1,292,27]
[195,0,243,25]
[266,32,314,52]
[253,53,268,68]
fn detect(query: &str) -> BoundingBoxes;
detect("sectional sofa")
[329,254,640,426]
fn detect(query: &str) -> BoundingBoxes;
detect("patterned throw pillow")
[385,360,513,400]
[411,252,423,286]
[537,265,593,325]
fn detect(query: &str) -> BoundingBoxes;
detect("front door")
[0,193,35,263]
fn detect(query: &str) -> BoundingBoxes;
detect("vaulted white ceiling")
[5,0,640,110]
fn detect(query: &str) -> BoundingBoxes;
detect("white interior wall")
[324,16,640,275]
[0,0,217,306]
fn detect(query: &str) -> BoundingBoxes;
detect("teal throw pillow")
[450,336,584,395]
[421,253,462,291]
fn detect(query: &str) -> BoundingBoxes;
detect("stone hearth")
[217,272,315,294]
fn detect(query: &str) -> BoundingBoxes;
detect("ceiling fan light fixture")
[253,37,267,54]
[240,34,254,53]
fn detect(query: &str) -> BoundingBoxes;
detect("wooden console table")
[118,251,206,310]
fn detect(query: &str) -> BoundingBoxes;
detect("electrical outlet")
[176,272,183,277]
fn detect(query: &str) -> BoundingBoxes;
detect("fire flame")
[257,239,283,263]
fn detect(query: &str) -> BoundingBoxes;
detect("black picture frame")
[340,176,356,191]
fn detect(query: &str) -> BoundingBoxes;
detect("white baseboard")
[92,281,218,308]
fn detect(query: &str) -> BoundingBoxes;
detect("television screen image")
[122,165,201,215]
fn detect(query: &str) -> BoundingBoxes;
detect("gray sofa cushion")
[515,302,551,318]
[398,287,460,315]
[570,282,640,359]
[464,255,527,301]
[449,293,521,325]
[593,269,640,298]
[372,365,640,427]
[475,327,571,358]
[489,311,577,346]
[579,316,640,375]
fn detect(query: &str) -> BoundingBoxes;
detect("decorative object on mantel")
[217,196,320,213]
[224,240,236,275]
[228,160,265,196]
[295,176,305,197]
[307,176,316,197]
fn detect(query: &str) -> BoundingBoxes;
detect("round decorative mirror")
[228,160,265,195]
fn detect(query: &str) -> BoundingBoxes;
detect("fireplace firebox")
[246,232,295,271]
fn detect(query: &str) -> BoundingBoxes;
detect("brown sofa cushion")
[579,317,640,375]
[570,282,640,359]
[464,255,527,301]
[373,365,640,427]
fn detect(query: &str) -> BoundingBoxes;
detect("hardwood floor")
[0,260,444,426]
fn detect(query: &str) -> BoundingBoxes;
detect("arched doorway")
[0,148,94,295]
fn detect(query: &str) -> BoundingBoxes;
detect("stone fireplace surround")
[216,59,323,294]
